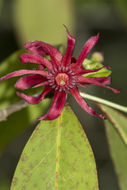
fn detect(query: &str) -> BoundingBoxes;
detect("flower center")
[55,73,69,86]
[47,66,77,92]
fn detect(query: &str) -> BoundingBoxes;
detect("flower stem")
[79,91,127,113]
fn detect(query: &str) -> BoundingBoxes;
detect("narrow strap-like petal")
[20,53,53,70]
[38,91,66,120]
[70,87,105,119]
[62,26,75,66]
[16,86,51,104]
[38,64,44,70]
[78,76,120,93]
[78,77,111,85]
[93,77,111,85]
[32,81,49,88]
[15,74,46,90]
[25,41,62,67]
[0,69,48,81]
[73,34,99,69]
[74,66,108,75]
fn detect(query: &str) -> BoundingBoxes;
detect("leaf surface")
[98,104,127,145]
[82,59,111,78]
[11,105,99,190]
[99,104,127,190]
[105,120,127,190]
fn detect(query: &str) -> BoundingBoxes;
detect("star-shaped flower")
[0,27,120,120]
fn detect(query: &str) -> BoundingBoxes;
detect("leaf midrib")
[55,115,62,189]
[102,106,127,145]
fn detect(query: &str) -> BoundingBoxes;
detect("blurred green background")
[0,0,127,189]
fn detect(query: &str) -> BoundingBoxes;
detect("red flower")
[0,27,120,120]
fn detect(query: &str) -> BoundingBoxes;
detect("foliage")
[99,104,127,190]
[82,58,111,78]
[0,0,127,189]
[10,106,99,190]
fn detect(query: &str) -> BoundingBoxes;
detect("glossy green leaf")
[13,0,75,46]
[0,51,51,151]
[83,67,111,78]
[82,59,103,70]
[82,59,111,78]
[99,104,127,145]
[99,104,127,190]
[11,105,99,190]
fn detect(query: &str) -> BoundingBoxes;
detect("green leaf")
[10,105,99,190]
[83,67,111,78]
[105,121,127,190]
[98,104,127,145]
[13,0,75,46]
[82,59,111,78]
[99,104,127,190]
[0,51,51,151]
[82,59,103,70]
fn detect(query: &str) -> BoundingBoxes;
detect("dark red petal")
[32,81,49,88]
[20,53,53,70]
[72,34,99,69]
[74,66,108,75]
[70,87,105,119]
[93,77,111,85]
[38,64,44,70]
[0,70,48,81]
[78,77,111,85]
[25,41,62,67]
[38,91,66,120]
[71,57,77,63]
[15,74,46,90]
[62,26,75,66]
[16,86,51,104]
[78,76,120,93]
